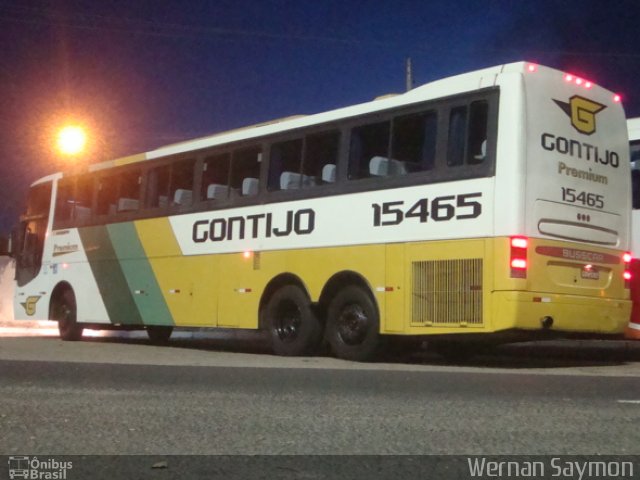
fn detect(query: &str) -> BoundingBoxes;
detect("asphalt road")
[1,335,640,458]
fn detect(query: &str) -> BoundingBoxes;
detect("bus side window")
[118,170,141,212]
[201,153,231,201]
[230,146,262,197]
[73,175,94,222]
[348,121,390,179]
[269,139,303,191]
[392,111,437,174]
[54,178,74,223]
[468,100,488,164]
[97,174,119,216]
[169,159,195,207]
[447,106,467,167]
[146,165,170,208]
[302,130,340,186]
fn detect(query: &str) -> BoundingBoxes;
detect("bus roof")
[34,60,614,184]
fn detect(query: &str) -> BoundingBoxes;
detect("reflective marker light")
[563,72,598,92]
[623,252,633,263]
[527,63,537,73]
[613,94,622,103]
[624,271,633,281]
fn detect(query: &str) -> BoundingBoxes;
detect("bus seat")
[173,189,192,206]
[242,178,259,196]
[369,156,389,176]
[473,140,487,162]
[206,184,229,200]
[117,198,139,212]
[280,171,301,190]
[322,164,336,183]
[158,195,169,208]
[389,159,408,175]
[302,174,317,187]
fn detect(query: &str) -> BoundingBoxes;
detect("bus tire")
[266,285,322,356]
[53,289,83,341]
[325,285,380,361]
[146,325,173,345]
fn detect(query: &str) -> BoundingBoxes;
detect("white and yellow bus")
[3,61,632,360]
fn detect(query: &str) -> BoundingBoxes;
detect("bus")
[1,61,632,361]
[626,117,640,339]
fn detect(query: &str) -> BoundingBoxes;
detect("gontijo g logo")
[553,95,606,135]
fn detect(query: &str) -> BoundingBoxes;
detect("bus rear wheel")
[265,285,322,356]
[146,325,173,345]
[53,289,83,341]
[325,285,380,361]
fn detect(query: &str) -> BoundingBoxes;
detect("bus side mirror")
[0,235,11,257]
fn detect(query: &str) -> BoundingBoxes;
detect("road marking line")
[617,400,640,404]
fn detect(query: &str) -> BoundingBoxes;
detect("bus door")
[14,182,52,287]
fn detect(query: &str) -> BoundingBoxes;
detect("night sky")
[0,0,639,230]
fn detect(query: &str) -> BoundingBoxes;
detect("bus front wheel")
[325,285,380,361]
[265,285,322,356]
[53,289,83,341]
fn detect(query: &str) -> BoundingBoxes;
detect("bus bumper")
[492,291,630,335]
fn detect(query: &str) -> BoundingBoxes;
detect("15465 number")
[561,187,604,209]
[371,193,482,227]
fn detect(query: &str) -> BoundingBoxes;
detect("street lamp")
[56,125,87,156]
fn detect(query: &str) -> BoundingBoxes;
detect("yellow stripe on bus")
[134,217,217,326]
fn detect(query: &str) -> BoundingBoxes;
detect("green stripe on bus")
[106,222,174,326]
[78,225,143,325]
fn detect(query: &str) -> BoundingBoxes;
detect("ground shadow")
[72,329,640,370]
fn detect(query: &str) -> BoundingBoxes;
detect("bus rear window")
[447,100,488,167]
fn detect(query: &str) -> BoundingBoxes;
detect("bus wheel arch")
[320,272,381,361]
[260,273,322,356]
[50,282,83,341]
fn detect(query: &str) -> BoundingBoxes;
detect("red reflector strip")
[533,297,551,303]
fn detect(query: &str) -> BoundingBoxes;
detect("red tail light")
[510,236,528,278]
[624,252,633,288]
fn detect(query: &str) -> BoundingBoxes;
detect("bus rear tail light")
[623,252,633,288]
[510,236,528,279]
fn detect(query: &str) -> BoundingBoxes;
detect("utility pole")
[405,57,414,92]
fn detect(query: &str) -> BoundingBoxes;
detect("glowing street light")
[56,125,87,156]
